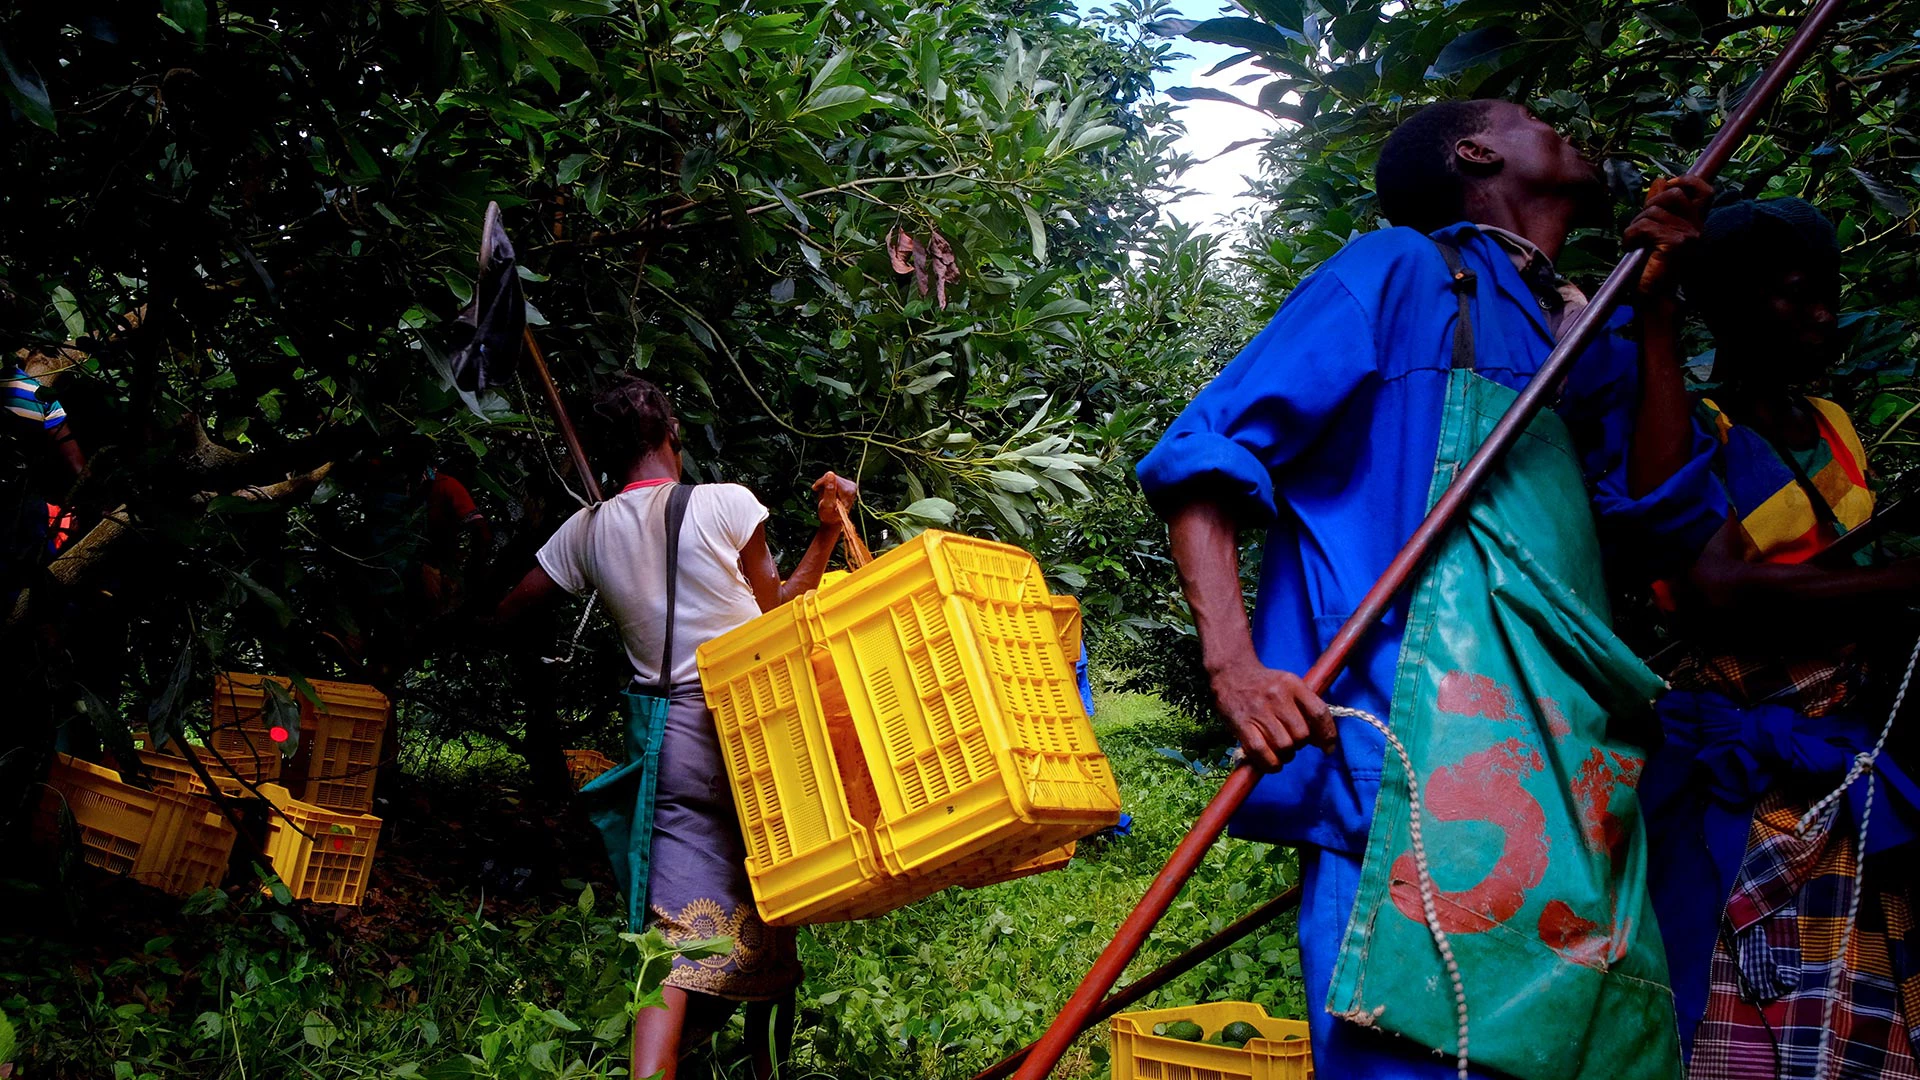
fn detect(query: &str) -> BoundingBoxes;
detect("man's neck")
[1463,190,1577,263]
[621,451,679,488]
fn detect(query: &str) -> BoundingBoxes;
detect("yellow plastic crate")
[210,672,295,783]
[110,733,208,795]
[1050,595,1084,665]
[35,755,237,897]
[564,749,616,789]
[262,788,383,906]
[296,679,389,813]
[698,530,1120,925]
[1111,1002,1313,1080]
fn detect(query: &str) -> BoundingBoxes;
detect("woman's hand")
[813,471,858,526]
[1625,175,1714,296]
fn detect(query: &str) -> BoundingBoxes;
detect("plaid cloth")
[1688,789,1920,1079]
[1669,647,1867,719]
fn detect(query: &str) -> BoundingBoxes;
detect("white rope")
[1795,632,1920,1080]
[541,589,599,666]
[1331,704,1470,1080]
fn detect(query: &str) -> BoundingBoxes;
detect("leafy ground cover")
[2,690,1305,1079]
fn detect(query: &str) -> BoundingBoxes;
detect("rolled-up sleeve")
[1566,320,1728,580]
[1135,272,1376,526]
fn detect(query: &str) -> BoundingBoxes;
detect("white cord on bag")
[1795,633,1920,1080]
[1331,704,1471,1080]
[541,589,599,666]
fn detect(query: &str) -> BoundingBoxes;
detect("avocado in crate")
[257,783,383,906]
[1111,1002,1313,1080]
[697,530,1120,925]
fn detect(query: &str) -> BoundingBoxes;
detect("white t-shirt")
[536,483,770,686]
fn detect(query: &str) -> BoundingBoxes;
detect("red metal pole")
[522,325,603,504]
[1009,0,1853,1074]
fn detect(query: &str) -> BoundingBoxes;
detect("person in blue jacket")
[1137,99,1722,1077]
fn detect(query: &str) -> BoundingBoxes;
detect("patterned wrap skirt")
[647,686,802,1001]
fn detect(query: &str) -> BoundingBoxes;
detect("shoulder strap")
[656,483,693,694]
[1432,240,1477,371]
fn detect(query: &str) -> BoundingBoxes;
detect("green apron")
[580,482,691,932]
[1326,244,1680,1080]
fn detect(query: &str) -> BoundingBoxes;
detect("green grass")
[3,692,1305,1080]
[785,691,1305,1080]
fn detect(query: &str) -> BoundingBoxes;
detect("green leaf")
[388,965,416,988]
[1429,26,1523,76]
[302,1010,340,1049]
[1067,124,1126,154]
[542,1008,582,1031]
[799,84,874,123]
[162,0,208,42]
[1637,4,1703,41]
[902,497,957,524]
[1034,297,1092,320]
[0,43,57,132]
[0,1007,16,1064]
[1852,168,1913,219]
[1021,200,1048,263]
[1186,16,1305,53]
[988,470,1039,493]
[578,883,596,915]
[51,286,84,339]
[904,371,953,395]
[808,50,853,97]
[525,20,599,74]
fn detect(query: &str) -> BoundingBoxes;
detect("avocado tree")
[0,0,1214,790]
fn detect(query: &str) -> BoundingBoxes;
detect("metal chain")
[1331,704,1470,1080]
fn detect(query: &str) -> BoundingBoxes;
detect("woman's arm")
[494,564,566,625]
[739,471,859,611]
[1687,519,1920,624]
[1622,176,1713,498]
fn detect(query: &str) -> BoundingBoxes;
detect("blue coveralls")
[1136,222,1725,1078]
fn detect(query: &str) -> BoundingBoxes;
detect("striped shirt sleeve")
[3,371,65,429]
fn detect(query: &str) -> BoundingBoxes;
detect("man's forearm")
[1168,499,1258,674]
[776,524,841,605]
[1628,296,1694,498]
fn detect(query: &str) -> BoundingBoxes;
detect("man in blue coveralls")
[1137,100,1723,1076]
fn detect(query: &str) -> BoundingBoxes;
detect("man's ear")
[1454,137,1502,176]
[667,417,683,452]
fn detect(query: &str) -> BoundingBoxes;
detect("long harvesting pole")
[1009,1,1854,1075]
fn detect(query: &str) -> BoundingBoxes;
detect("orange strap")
[827,498,873,569]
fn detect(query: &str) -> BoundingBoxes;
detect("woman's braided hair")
[587,373,676,469]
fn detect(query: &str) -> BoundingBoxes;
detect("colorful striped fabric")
[2,368,66,430]
[1699,396,1873,564]
[1688,790,1920,1079]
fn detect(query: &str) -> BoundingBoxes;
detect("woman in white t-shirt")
[497,375,853,1080]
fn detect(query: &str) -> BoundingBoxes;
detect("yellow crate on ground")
[296,679,390,813]
[698,530,1120,926]
[210,672,295,783]
[112,733,207,795]
[260,785,382,906]
[1110,1002,1314,1080]
[34,755,237,897]
[564,749,616,789]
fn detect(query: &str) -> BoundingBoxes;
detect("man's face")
[1464,101,1606,202]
